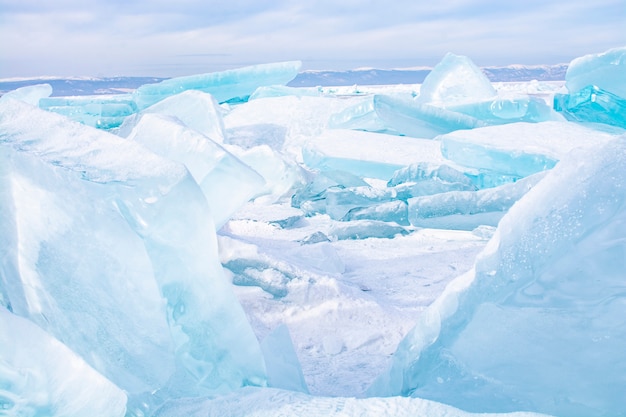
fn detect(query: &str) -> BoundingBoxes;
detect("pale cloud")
[0,0,624,77]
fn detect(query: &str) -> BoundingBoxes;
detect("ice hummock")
[0,306,127,417]
[0,99,266,414]
[369,134,626,417]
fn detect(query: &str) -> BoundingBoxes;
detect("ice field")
[1,46,625,417]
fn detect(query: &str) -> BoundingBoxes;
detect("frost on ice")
[1,46,625,417]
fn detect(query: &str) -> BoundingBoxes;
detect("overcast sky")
[1,0,624,78]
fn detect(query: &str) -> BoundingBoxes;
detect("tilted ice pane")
[565,46,626,97]
[553,85,626,130]
[416,53,497,107]
[125,113,265,228]
[328,94,484,139]
[119,90,227,142]
[407,171,547,230]
[133,61,302,109]
[0,307,127,417]
[439,121,616,177]
[302,129,446,179]
[370,134,626,417]
[0,99,266,413]
[0,83,52,106]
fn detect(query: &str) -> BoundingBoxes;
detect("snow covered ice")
[1,46,625,417]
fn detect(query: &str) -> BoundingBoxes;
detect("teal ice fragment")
[133,61,302,109]
[554,85,626,130]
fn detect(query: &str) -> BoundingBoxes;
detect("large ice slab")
[0,99,266,414]
[0,307,127,417]
[125,113,265,228]
[302,129,446,179]
[416,53,497,107]
[439,121,616,178]
[370,134,626,417]
[133,61,302,109]
[565,46,626,97]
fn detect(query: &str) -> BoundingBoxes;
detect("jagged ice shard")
[369,134,626,417]
[0,99,266,415]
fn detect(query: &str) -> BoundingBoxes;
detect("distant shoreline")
[0,64,568,97]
